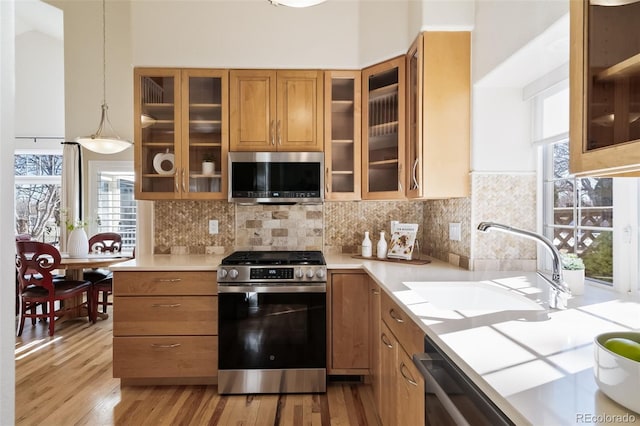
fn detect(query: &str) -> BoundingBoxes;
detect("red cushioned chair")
[85,233,122,323]
[15,241,93,336]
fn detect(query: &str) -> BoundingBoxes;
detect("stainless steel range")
[217,250,327,394]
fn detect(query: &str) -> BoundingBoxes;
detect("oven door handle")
[218,284,326,293]
[412,353,471,426]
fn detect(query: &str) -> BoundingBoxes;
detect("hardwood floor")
[15,308,381,426]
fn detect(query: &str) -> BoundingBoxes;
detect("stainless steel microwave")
[228,152,324,204]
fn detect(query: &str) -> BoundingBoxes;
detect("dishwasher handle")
[413,353,471,426]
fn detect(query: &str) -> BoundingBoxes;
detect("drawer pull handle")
[380,333,393,349]
[389,309,404,323]
[151,343,181,349]
[151,303,181,308]
[400,362,418,387]
[155,278,182,283]
[371,289,380,295]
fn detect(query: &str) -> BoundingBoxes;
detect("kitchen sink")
[403,281,545,312]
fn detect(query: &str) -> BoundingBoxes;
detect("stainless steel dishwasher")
[413,334,515,426]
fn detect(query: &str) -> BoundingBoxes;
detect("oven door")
[218,284,326,394]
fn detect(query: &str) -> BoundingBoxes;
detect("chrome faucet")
[477,221,571,309]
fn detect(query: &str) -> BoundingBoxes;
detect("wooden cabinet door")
[277,70,324,152]
[406,32,471,199]
[570,0,640,177]
[230,70,277,151]
[370,282,382,413]
[362,56,406,200]
[329,272,370,373]
[181,68,229,200]
[325,70,362,200]
[134,68,182,200]
[379,321,397,426]
[397,346,425,426]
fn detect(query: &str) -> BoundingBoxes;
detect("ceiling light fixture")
[268,0,327,7]
[76,0,132,155]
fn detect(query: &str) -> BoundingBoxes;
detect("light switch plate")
[449,222,461,241]
[209,219,219,235]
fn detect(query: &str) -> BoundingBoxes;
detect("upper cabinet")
[134,68,228,200]
[570,0,640,176]
[362,56,406,200]
[229,70,324,152]
[324,70,362,200]
[406,32,471,199]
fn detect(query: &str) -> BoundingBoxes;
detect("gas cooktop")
[221,250,325,266]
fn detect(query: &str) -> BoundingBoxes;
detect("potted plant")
[561,252,585,295]
[202,155,215,176]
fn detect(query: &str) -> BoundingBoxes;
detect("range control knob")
[316,269,325,279]
[295,268,304,279]
[306,269,315,279]
[228,268,239,279]
[218,269,228,279]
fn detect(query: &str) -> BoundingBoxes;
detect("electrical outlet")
[209,220,219,235]
[449,222,461,241]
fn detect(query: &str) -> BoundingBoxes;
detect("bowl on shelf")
[594,331,640,414]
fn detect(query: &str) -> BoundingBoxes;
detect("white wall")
[15,30,64,137]
[472,86,534,172]
[473,0,568,84]
[0,0,16,421]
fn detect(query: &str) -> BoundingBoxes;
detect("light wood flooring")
[15,307,381,426]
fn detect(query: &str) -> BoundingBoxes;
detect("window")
[14,150,63,244]
[535,81,639,292]
[88,161,136,251]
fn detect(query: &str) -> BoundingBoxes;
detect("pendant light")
[268,0,327,7]
[76,0,132,154]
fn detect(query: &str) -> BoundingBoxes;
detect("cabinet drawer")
[113,271,217,295]
[113,336,218,378]
[381,291,424,357]
[114,296,217,336]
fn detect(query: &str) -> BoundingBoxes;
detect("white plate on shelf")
[153,151,175,175]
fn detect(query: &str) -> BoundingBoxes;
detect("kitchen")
[3,0,640,424]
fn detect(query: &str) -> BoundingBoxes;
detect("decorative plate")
[153,151,175,175]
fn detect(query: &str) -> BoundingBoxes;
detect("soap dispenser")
[377,231,387,259]
[361,231,372,258]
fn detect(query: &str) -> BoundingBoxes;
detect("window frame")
[534,80,639,294]
[87,160,136,250]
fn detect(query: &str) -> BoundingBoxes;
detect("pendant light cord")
[102,0,107,107]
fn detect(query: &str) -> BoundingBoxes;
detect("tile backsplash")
[153,173,536,271]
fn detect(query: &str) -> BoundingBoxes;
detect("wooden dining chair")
[85,232,122,322]
[15,241,93,336]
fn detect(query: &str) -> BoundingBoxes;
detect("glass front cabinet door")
[134,68,228,199]
[570,0,640,176]
[324,70,362,200]
[362,56,406,200]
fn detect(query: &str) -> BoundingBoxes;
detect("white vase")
[68,228,89,258]
[362,231,372,258]
[563,269,585,295]
[377,231,387,259]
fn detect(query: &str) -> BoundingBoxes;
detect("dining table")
[58,252,132,322]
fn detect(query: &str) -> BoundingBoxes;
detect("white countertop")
[111,253,640,425]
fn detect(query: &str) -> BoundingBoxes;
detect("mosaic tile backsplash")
[153,173,537,271]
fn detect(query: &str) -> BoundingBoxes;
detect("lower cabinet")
[112,271,218,384]
[327,271,371,374]
[375,289,425,426]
